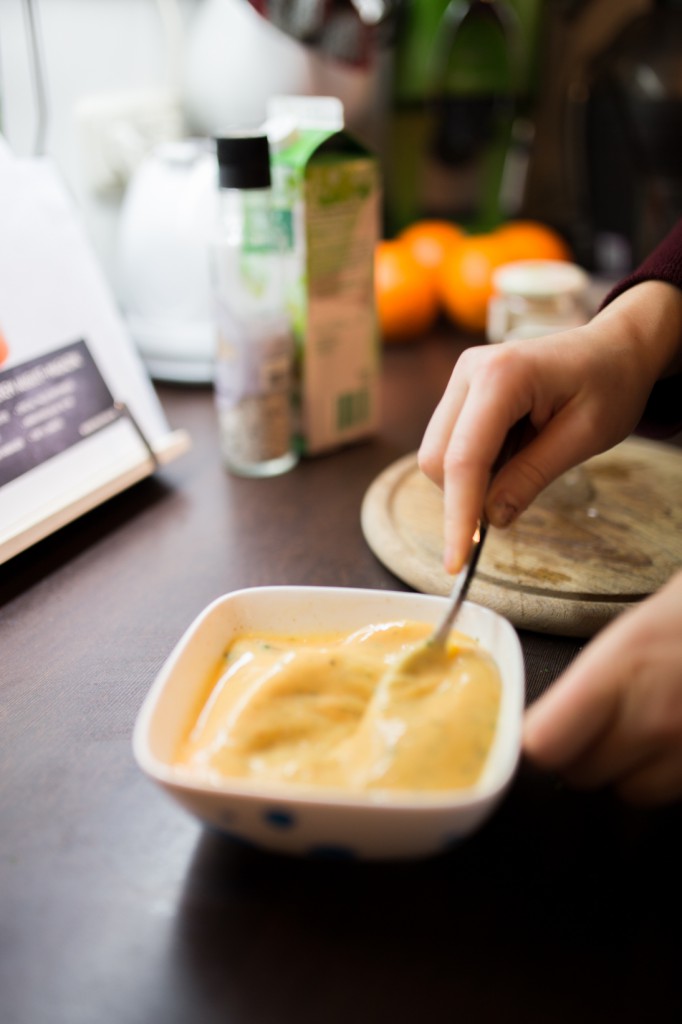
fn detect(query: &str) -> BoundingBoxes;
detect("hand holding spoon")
[385,416,529,681]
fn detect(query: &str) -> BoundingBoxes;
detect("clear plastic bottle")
[211,131,298,477]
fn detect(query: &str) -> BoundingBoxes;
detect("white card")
[0,144,190,563]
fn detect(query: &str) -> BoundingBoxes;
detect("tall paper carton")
[267,97,381,456]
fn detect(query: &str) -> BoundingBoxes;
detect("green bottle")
[385,0,543,235]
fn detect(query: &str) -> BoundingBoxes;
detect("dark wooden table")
[2,333,681,1024]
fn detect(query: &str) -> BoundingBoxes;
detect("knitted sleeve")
[600,219,682,438]
[601,219,682,306]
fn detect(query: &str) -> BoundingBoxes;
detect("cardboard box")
[268,97,381,455]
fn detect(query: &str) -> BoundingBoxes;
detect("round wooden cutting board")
[361,436,682,637]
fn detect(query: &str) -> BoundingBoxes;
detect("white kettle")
[115,138,218,383]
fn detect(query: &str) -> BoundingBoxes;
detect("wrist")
[596,280,682,383]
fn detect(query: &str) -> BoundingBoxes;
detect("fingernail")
[444,545,464,576]
[490,498,518,528]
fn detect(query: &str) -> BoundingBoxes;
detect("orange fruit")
[493,219,572,263]
[374,239,439,341]
[398,219,464,279]
[437,233,503,334]
[0,326,9,366]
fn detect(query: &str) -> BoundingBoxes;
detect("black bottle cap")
[215,132,271,189]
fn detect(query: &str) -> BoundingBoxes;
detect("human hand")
[418,281,682,573]
[523,569,682,805]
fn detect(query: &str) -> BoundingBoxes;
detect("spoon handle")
[432,414,530,646]
[431,521,488,646]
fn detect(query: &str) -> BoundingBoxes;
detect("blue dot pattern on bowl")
[264,808,296,829]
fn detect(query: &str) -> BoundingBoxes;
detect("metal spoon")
[384,520,487,683]
[431,416,528,640]
[385,416,529,681]
[428,519,487,647]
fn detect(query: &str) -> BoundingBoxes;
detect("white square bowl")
[133,586,525,860]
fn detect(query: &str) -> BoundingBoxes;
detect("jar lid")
[215,131,271,189]
[492,260,589,299]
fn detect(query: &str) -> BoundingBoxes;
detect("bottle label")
[214,300,295,465]
[242,205,292,255]
[219,392,293,467]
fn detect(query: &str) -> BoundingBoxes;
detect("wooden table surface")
[2,332,681,1024]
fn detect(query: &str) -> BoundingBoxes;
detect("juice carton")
[267,96,381,456]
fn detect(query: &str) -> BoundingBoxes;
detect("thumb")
[484,413,598,527]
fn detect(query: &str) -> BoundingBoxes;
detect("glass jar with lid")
[487,259,590,343]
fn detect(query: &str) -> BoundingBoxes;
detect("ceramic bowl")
[132,586,525,860]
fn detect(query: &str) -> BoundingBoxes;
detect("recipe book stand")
[0,143,190,566]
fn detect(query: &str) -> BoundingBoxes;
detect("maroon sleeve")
[600,219,682,438]
[600,219,682,307]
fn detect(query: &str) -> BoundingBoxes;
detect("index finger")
[419,370,471,491]
[440,381,529,572]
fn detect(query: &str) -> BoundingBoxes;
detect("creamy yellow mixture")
[174,620,501,793]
